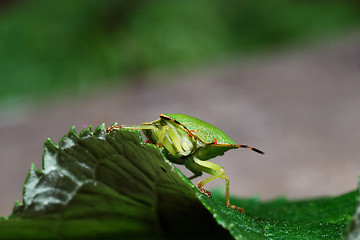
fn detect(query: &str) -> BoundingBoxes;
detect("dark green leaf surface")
[0,126,359,239]
[197,188,358,240]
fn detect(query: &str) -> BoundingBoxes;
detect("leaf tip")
[79,125,93,138]
[94,123,106,136]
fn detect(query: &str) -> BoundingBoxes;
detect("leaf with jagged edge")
[0,125,233,239]
[0,124,359,240]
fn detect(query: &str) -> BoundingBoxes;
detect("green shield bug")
[106,113,263,213]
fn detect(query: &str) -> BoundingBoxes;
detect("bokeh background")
[1,0,360,217]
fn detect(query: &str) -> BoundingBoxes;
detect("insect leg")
[106,124,157,133]
[153,125,167,147]
[107,124,165,147]
[184,157,203,180]
[193,158,245,213]
[109,125,179,156]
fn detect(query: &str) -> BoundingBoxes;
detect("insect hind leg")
[192,158,245,213]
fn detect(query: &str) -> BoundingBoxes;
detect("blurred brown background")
[1,0,360,217]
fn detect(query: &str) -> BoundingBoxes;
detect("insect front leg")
[157,125,168,147]
[192,158,245,213]
[184,157,203,181]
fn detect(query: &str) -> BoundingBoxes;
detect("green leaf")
[195,187,358,240]
[0,126,231,239]
[0,125,359,239]
[346,176,360,240]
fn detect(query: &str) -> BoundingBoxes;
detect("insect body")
[106,113,263,213]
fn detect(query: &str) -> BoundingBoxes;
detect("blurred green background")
[1,0,359,103]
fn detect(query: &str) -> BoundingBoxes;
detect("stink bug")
[106,113,263,213]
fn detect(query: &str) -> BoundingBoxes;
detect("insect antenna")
[235,145,264,155]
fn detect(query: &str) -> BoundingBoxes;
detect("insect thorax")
[142,119,204,162]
